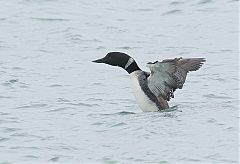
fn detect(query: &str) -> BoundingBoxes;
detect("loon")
[92,52,205,112]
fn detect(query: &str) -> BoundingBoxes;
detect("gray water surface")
[0,0,239,163]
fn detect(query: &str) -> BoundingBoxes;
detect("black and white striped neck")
[124,59,141,74]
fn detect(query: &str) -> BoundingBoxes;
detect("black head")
[92,52,141,74]
[92,52,131,67]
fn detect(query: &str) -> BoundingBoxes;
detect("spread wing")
[147,57,205,101]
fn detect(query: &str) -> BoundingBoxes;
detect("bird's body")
[130,71,161,112]
[129,70,170,112]
[93,52,205,112]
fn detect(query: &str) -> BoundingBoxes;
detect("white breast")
[129,71,159,112]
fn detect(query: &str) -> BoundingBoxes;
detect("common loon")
[92,52,205,112]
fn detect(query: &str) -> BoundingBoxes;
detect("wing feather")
[147,57,205,101]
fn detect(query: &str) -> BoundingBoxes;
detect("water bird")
[92,52,205,112]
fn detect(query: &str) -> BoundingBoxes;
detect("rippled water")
[0,0,239,163]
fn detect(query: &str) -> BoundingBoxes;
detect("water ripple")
[10,146,41,150]
[198,0,213,5]
[67,102,99,107]
[24,155,39,159]
[10,132,42,139]
[17,103,48,109]
[162,9,182,16]
[203,94,233,99]
[31,17,69,22]
[0,137,9,142]
[100,111,136,116]
[0,96,14,99]
[49,156,60,162]
[2,79,18,86]
[169,1,185,5]
[48,84,63,87]
[110,122,127,127]
[136,8,154,12]
[2,127,20,133]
